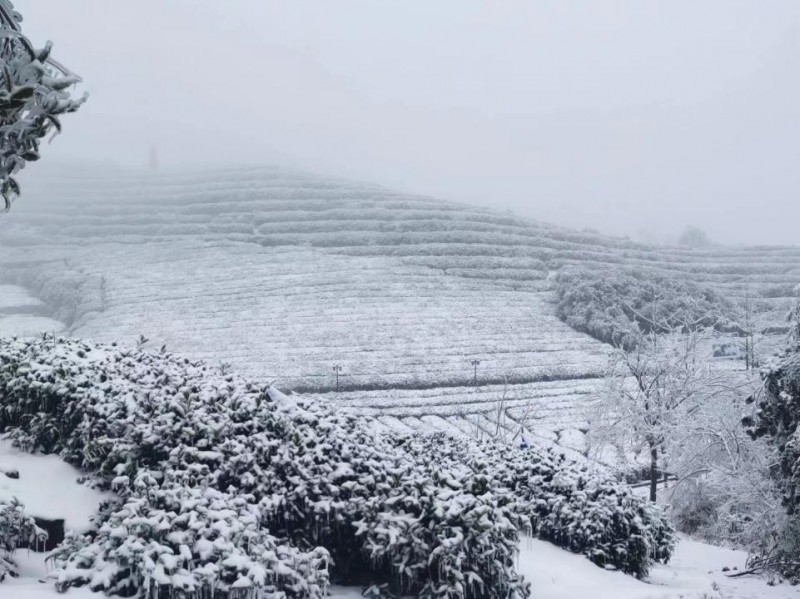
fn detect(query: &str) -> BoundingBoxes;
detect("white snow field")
[2,165,800,452]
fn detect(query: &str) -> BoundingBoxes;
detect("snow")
[1,168,799,597]
[1,577,99,599]
[648,536,800,599]
[0,443,110,597]
[0,285,43,309]
[0,315,65,338]
[0,442,112,532]
[0,285,63,338]
[329,586,365,599]
[519,537,657,599]
[519,536,800,599]
[1,167,795,455]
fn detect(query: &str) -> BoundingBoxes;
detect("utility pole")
[471,360,481,387]
[333,365,342,392]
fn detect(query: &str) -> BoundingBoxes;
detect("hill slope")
[1,165,798,451]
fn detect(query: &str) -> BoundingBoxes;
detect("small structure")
[712,341,741,360]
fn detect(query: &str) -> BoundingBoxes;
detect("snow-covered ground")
[0,285,65,339]
[0,443,112,532]
[520,535,800,599]
[0,442,110,598]
[0,315,65,338]
[0,285,44,309]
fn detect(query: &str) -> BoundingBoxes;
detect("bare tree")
[592,327,732,501]
[665,380,783,551]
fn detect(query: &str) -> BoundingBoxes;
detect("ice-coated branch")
[0,0,86,212]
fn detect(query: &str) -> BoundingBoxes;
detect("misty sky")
[13,1,800,246]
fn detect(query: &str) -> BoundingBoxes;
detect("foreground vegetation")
[0,335,673,597]
[745,301,800,578]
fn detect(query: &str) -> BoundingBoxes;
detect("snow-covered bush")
[393,434,675,579]
[0,497,45,581]
[50,482,330,598]
[0,336,529,598]
[554,267,738,349]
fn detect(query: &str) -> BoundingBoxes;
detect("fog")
[13,0,800,246]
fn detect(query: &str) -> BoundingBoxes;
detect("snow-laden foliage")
[0,335,529,598]
[744,305,800,571]
[0,496,45,581]
[393,435,675,579]
[0,1,86,210]
[740,300,800,576]
[748,352,800,513]
[554,267,738,349]
[646,360,780,553]
[48,487,330,599]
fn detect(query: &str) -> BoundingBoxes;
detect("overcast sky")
[13,1,800,245]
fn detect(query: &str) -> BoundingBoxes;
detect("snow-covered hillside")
[1,165,798,452]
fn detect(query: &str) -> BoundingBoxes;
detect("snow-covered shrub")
[393,434,675,579]
[50,478,330,598]
[0,336,529,598]
[0,497,46,581]
[554,267,738,348]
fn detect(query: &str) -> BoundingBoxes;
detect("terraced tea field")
[1,165,798,452]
